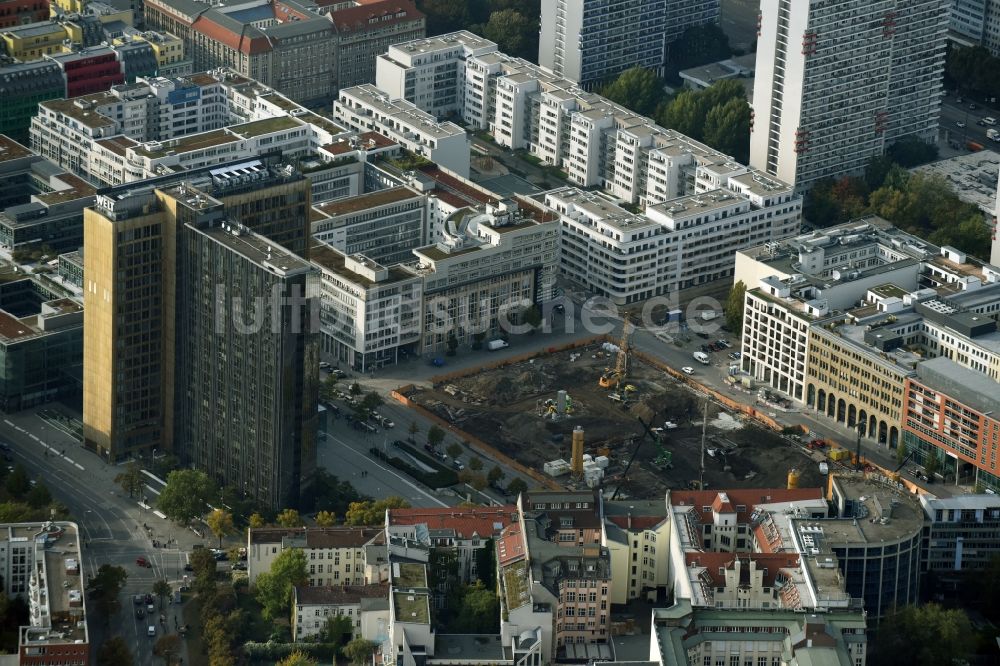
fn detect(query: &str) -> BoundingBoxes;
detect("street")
[1,410,200,665]
[939,97,999,148]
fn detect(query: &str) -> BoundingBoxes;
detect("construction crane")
[888,450,914,483]
[599,319,633,389]
[611,412,672,500]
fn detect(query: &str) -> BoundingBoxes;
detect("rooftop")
[500,558,530,610]
[388,505,517,539]
[435,634,506,661]
[40,94,118,130]
[248,526,382,549]
[392,590,430,624]
[294,583,388,606]
[133,129,239,159]
[392,561,427,589]
[914,355,1000,416]
[914,150,1000,214]
[228,115,301,139]
[315,186,421,217]
[0,135,33,163]
[309,242,417,287]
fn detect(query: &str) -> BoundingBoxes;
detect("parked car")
[319,361,331,370]
[681,367,695,375]
[183,563,194,572]
[148,625,156,637]
[133,595,144,606]
[956,120,966,128]
[136,557,151,568]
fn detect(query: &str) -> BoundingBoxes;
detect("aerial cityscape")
[1,0,1000,664]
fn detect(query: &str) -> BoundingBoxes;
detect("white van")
[693,351,710,365]
[148,625,156,637]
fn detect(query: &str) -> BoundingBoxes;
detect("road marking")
[28,434,38,441]
[74,462,84,470]
[153,510,167,519]
[2,419,12,427]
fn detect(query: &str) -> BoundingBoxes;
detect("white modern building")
[544,167,799,303]
[948,0,1000,54]
[310,243,423,372]
[333,84,471,178]
[751,0,948,189]
[537,0,720,88]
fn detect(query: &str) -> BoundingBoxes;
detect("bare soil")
[407,343,826,496]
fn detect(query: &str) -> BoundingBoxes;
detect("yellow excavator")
[599,319,633,389]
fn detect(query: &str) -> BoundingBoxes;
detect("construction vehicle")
[599,319,633,389]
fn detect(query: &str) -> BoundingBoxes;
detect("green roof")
[393,591,430,624]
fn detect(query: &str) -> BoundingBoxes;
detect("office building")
[921,494,1000,575]
[310,243,423,372]
[0,274,83,412]
[333,84,470,178]
[82,158,317,509]
[0,135,96,254]
[0,522,90,665]
[734,218,1000,451]
[292,584,389,642]
[914,150,1000,216]
[0,61,66,144]
[174,208,317,512]
[538,0,719,88]
[142,0,424,106]
[948,0,1000,55]
[751,0,948,189]
[602,498,671,604]
[58,250,84,287]
[248,526,384,586]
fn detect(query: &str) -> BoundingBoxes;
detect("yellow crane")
[599,319,633,389]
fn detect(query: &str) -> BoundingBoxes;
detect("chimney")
[627,508,632,530]
[571,426,585,477]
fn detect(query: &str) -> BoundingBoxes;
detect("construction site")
[402,327,828,498]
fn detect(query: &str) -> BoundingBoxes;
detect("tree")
[459,470,488,491]
[482,9,535,60]
[427,425,446,449]
[446,333,459,356]
[249,512,266,529]
[725,281,747,334]
[600,67,667,118]
[254,549,308,620]
[318,613,354,646]
[360,391,384,414]
[25,483,52,509]
[521,304,543,331]
[408,421,420,441]
[660,79,746,142]
[468,457,484,472]
[276,508,303,527]
[5,465,29,497]
[86,564,128,621]
[507,478,528,497]
[152,579,172,610]
[446,443,463,460]
[871,604,972,666]
[896,441,909,465]
[349,382,362,397]
[190,548,217,580]
[487,465,505,485]
[666,23,731,74]
[418,0,470,36]
[157,469,213,525]
[344,496,411,526]
[153,634,182,665]
[925,451,941,478]
[114,461,144,499]
[319,374,339,403]
[206,508,235,549]
[315,510,337,526]
[277,652,318,666]
[451,581,500,633]
[701,96,751,163]
[96,637,134,665]
[343,638,379,666]
[227,544,242,563]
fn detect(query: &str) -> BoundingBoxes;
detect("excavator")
[600,319,633,389]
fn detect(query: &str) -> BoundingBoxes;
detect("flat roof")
[435,634,506,661]
[309,242,416,287]
[315,186,420,217]
[914,150,1000,214]
[915,355,1000,416]
[40,94,118,130]
[392,590,430,624]
[133,129,239,158]
[392,561,427,588]
[229,115,301,138]
[0,135,34,163]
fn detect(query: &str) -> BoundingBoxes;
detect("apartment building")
[735,218,1000,450]
[0,0,48,28]
[0,61,66,143]
[142,0,424,106]
[543,172,799,304]
[948,0,1000,55]
[602,499,670,604]
[333,84,470,178]
[116,29,191,77]
[411,196,559,355]
[310,242,423,372]
[30,70,355,187]
[538,0,719,88]
[751,0,948,189]
[247,526,384,586]
[82,159,317,509]
[292,584,389,642]
[0,135,96,254]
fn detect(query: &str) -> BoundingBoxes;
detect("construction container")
[544,459,571,477]
[828,448,850,462]
[787,468,801,489]
[594,455,610,469]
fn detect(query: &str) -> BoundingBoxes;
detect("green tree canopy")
[343,497,411,526]
[318,614,354,646]
[343,638,379,666]
[450,581,500,633]
[427,425,446,448]
[701,96,751,163]
[86,564,128,621]
[506,478,528,497]
[276,651,319,666]
[446,443,463,460]
[315,510,337,526]
[725,280,747,334]
[945,44,1000,100]
[600,67,668,117]
[206,508,235,549]
[153,634,182,665]
[871,603,972,666]
[157,469,213,524]
[96,636,134,665]
[666,23,732,73]
[487,465,505,485]
[482,9,536,60]
[25,483,52,509]
[254,549,308,620]
[152,579,172,609]
[276,508,303,527]
[114,461,144,499]
[5,465,30,497]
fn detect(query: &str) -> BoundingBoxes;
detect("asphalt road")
[1,410,199,665]
[939,99,999,148]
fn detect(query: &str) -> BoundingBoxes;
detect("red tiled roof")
[358,131,398,149]
[330,0,423,32]
[388,506,517,540]
[419,165,500,206]
[496,523,525,566]
[193,16,271,55]
[672,488,824,525]
[684,552,800,589]
[321,142,356,156]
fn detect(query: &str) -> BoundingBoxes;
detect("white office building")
[538,0,720,88]
[333,84,471,178]
[751,0,948,190]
